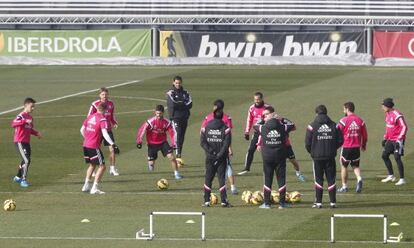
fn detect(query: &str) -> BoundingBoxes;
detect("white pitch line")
[0,80,142,116]
[0,236,411,244]
[0,191,413,197]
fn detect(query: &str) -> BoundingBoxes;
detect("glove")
[244,133,250,141]
[112,144,120,154]
[136,143,142,149]
[381,140,386,147]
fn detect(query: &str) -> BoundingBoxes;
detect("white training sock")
[295,171,301,176]
[356,176,362,182]
[342,184,348,188]
[231,185,236,190]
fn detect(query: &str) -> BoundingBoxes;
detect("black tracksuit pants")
[263,159,287,205]
[313,159,336,204]
[204,158,227,203]
[382,140,405,178]
[172,118,188,157]
[244,131,259,171]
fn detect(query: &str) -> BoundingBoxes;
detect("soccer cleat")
[395,179,406,186]
[356,180,363,193]
[90,188,105,195]
[202,202,211,207]
[278,203,290,209]
[174,173,183,180]
[13,176,22,184]
[237,169,250,175]
[231,188,238,195]
[148,164,154,172]
[381,175,396,183]
[330,203,337,208]
[20,180,29,188]
[259,203,271,209]
[297,173,306,182]
[109,166,119,176]
[221,202,233,208]
[312,203,322,209]
[82,182,92,192]
[337,187,349,193]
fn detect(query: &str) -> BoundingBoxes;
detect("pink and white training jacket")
[87,100,117,131]
[338,114,368,149]
[11,111,39,143]
[136,117,176,146]
[245,103,271,134]
[384,109,407,141]
[82,112,108,149]
[201,112,233,132]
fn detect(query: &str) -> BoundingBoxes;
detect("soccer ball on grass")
[3,199,16,211]
[157,178,169,190]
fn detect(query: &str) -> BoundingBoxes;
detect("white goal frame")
[330,214,387,244]
[136,211,206,241]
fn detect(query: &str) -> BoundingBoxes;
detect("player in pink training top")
[380,98,408,186]
[136,105,183,180]
[87,87,119,176]
[337,102,368,193]
[201,99,238,194]
[81,103,120,195]
[238,92,271,175]
[11,97,42,188]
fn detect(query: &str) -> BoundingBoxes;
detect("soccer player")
[256,106,295,209]
[201,99,238,194]
[136,105,183,180]
[305,105,343,208]
[380,98,408,185]
[87,87,119,176]
[11,97,42,188]
[337,102,368,193]
[81,103,119,194]
[277,116,306,182]
[166,75,192,159]
[238,92,271,175]
[200,109,232,207]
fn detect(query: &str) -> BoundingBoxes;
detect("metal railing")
[1,0,414,26]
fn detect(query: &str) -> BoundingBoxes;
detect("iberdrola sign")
[0,30,151,58]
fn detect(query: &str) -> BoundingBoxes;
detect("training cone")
[81,219,90,223]
[185,219,195,224]
[390,222,400,226]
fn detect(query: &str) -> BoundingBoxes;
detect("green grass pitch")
[0,65,413,248]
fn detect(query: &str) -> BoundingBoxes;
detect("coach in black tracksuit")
[166,76,192,158]
[255,106,295,208]
[200,110,231,207]
[305,105,343,208]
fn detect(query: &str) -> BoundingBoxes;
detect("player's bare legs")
[167,153,182,179]
[289,158,306,182]
[148,160,155,171]
[340,166,348,189]
[90,165,106,194]
[82,164,95,192]
[108,145,119,176]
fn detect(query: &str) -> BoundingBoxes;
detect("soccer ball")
[157,178,169,190]
[290,191,302,203]
[3,199,16,211]
[210,193,218,205]
[241,190,252,204]
[250,191,264,205]
[271,190,280,204]
[176,158,184,168]
[285,192,292,203]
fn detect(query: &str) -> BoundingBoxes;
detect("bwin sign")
[198,35,273,58]
[283,36,357,56]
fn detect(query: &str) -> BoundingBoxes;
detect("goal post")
[136,211,206,241]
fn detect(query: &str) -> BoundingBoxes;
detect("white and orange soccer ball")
[290,191,302,203]
[210,193,218,205]
[3,199,16,211]
[176,158,184,168]
[157,178,169,190]
[241,190,252,204]
[250,191,264,205]
[271,190,280,204]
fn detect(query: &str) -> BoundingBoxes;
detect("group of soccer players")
[10,77,408,208]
